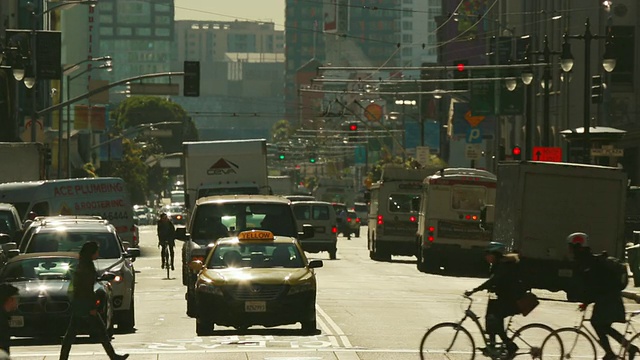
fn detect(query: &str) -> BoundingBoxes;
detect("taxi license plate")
[9,315,24,328]
[245,301,266,312]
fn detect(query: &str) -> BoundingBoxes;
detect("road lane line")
[315,304,352,348]
[316,314,340,348]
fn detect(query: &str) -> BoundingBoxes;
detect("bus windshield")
[451,186,486,211]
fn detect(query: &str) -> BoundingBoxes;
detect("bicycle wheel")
[419,322,475,360]
[510,323,563,359]
[540,327,596,360]
[621,331,640,359]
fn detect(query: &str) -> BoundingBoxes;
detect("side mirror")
[308,259,323,269]
[1,242,17,252]
[125,248,141,258]
[176,227,188,241]
[189,259,204,274]
[299,224,315,239]
[7,249,20,259]
[99,272,117,282]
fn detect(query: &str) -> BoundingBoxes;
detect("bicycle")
[540,304,640,359]
[419,295,564,359]
[160,242,173,280]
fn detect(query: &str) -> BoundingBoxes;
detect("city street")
[9,225,639,359]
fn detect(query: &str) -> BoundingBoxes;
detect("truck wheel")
[118,297,135,331]
[301,319,317,334]
[196,318,214,336]
[329,249,337,260]
[355,229,360,237]
[181,265,188,286]
[186,291,197,317]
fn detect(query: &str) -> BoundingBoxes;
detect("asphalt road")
[9,225,640,359]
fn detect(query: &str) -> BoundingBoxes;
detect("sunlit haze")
[174,0,285,30]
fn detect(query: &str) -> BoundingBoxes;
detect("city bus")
[416,168,497,274]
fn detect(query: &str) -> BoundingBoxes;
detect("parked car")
[291,201,338,259]
[0,203,23,242]
[20,221,139,330]
[353,202,369,226]
[190,230,323,335]
[133,205,153,225]
[0,253,114,337]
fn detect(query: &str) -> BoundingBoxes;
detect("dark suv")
[21,221,140,330]
[176,195,314,316]
[0,203,23,242]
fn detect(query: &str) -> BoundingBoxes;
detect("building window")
[402,47,412,56]
[402,8,412,17]
[99,27,114,36]
[100,2,113,11]
[117,27,133,36]
[137,28,152,36]
[403,0,413,3]
[402,34,413,43]
[100,15,113,24]
[402,21,413,30]
[154,3,171,12]
[155,28,171,37]
[155,15,171,25]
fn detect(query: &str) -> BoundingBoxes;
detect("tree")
[111,96,198,154]
[271,119,294,144]
[97,139,149,204]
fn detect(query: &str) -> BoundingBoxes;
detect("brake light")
[347,217,352,223]
[409,216,416,222]
[332,226,338,234]
[471,215,478,221]
[95,299,101,307]
[427,226,435,242]
[356,217,360,223]
[465,215,471,220]
[377,215,383,225]
[130,226,137,244]
[176,215,183,220]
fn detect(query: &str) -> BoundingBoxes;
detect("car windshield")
[1,257,77,281]
[26,231,122,259]
[207,242,304,269]
[293,205,331,221]
[191,203,297,241]
[0,210,17,234]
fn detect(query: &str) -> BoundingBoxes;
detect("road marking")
[316,304,352,348]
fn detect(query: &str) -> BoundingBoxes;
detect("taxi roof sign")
[238,230,275,241]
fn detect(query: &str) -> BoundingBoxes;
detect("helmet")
[567,232,589,247]
[485,241,506,255]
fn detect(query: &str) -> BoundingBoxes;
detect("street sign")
[466,127,482,144]
[591,146,624,157]
[465,144,482,160]
[532,146,562,162]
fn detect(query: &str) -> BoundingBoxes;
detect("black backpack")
[599,254,629,291]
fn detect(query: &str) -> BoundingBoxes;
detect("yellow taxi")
[189,230,323,336]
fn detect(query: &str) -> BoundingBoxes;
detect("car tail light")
[428,226,435,242]
[356,217,360,223]
[347,217,352,223]
[332,226,338,234]
[409,216,416,222]
[130,226,137,244]
[95,299,101,307]
[176,215,183,220]
[377,215,383,225]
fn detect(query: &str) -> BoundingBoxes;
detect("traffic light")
[453,60,469,90]
[309,154,317,163]
[44,147,52,166]
[591,75,603,104]
[183,61,200,97]
[348,122,359,142]
[349,123,358,131]
[278,152,285,160]
[512,145,522,160]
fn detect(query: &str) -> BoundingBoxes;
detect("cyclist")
[465,242,526,358]
[567,232,640,360]
[157,213,176,270]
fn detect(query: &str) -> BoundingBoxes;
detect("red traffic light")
[457,63,466,72]
[349,123,358,131]
[512,146,522,156]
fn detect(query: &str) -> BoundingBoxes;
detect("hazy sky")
[174,0,285,29]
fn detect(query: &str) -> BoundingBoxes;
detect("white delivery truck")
[313,178,355,206]
[416,168,497,275]
[0,177,137,247]
[367,165,438,261]
[268,175,294,195]
[492,161,627,299]
[183,139,269,210]
[0,142,45,183]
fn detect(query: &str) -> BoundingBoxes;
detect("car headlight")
[197,283,223,296]
[288,281,315,295]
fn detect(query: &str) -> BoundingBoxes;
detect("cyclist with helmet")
[567,232,639,360]
[465,242,526,357]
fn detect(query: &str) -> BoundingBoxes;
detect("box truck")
[492,161,627,299]
[0,142,45,183]
[183,139,269,210]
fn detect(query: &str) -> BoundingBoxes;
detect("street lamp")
[561,18,616,163]
[58,56,112,178]
[65,61,112,177]
[26,0,98,142]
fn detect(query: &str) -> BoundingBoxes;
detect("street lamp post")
[65,61,112,177]
[27,0,98,143]
[561,18,617,163]
[58,56,112,178]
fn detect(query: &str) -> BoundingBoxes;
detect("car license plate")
[245,301,266,312]
[9,315,24,328]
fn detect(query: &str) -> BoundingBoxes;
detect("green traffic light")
[309,157,316,163]
[278,154,285,160]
